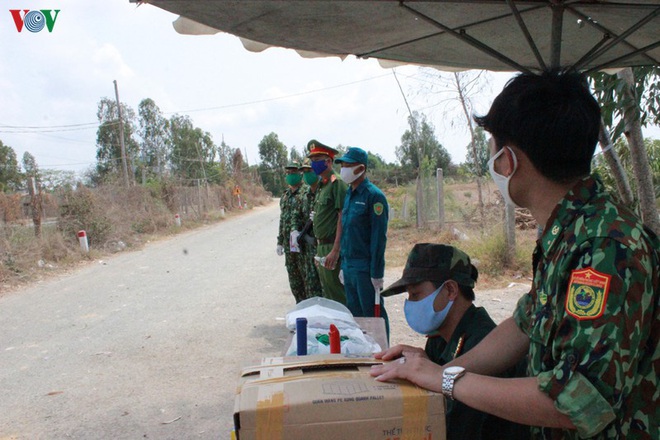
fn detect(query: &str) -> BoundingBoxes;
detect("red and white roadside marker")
[77,230,89,253]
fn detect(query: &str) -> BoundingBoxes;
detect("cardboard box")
[233,354,445,440]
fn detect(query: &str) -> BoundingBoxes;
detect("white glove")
[276,245,284,256]
[338,269,344,285]
[371,278,384,291]
[309,210,315,221]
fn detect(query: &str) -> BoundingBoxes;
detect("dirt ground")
[0,200,533,439]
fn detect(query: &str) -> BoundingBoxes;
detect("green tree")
[591,67,660,234]
[0,140,22,192]
[396,112,451,172]
[464,126,489,176]
[138,98,169,180]
[258,132,288,196]
[95,97,139,182]
[593,137,660,206]
[168,114,217,183]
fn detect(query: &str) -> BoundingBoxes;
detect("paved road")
[0,202,294,439]
[0,201,530,439]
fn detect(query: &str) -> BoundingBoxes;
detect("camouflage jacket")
[514,175,659,439]
[277,185,305,250]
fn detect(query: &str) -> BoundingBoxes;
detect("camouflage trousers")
[301,244,323,299]
[284,251,307,303]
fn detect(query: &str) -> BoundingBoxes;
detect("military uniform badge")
[373,202,384,216]
[565,268,611,320]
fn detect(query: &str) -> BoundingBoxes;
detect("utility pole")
[114,80,130,188]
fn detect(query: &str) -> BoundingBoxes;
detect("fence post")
[437,168,444,230]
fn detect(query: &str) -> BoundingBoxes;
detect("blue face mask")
[311,159,328,175]
[404,282,454,335]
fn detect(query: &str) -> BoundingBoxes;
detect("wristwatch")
[442,366,466,400]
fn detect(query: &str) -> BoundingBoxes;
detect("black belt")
[317,236,335,245]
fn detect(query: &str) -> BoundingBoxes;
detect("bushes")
[58,186,113,246]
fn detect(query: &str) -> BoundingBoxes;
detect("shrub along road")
[0,201,529,439]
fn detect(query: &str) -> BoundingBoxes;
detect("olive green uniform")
[426,305,529,440]
[513,175,659,439]
[312,172,347,304]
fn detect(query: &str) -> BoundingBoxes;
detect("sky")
[0,0,657,177]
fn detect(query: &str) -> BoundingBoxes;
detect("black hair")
[474,70,600,183]
[433,280,476,302]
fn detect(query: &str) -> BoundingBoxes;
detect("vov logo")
[10,9,60,33]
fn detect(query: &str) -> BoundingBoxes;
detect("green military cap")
[285,160,301,170]
[381,243,478,297]
[300,157,312,169]
[307,139,339,159]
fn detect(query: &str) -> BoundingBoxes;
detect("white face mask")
[340,165,364,184]
[487,147,519,208]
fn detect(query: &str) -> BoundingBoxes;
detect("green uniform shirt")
[426,306,528,440]
[312,173,347,241]
[513,175,659,439]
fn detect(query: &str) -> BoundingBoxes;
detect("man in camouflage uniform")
[276,161,307,303]
[297,158,323,298]
[370,71,659,439]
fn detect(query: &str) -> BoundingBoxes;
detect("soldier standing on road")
[276,160,307,303]
[297,158,323,299]
[335,147,390,332]
[370,71,659,439]
[307,140,347,305]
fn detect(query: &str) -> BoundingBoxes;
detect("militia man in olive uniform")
[371,71,659,439]
[276,160,307,303]
[307,140,347,305]
[297,158,323,299]
[376,244,528,440]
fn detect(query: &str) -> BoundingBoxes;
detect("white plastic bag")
[285,297,381,356]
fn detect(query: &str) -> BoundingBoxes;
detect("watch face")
[445,366,465,375]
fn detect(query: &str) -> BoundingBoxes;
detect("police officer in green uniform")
[335,147,389,331]
[307,140,347,305]
[376,243,528,440]
[370,71,658,439]
[297,158,323,299]
[276,160,307,303]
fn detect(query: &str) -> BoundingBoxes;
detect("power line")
[0,72,399,132]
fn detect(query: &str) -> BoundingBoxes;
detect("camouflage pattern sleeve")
[534,235,657,438]
[277,191,288,246]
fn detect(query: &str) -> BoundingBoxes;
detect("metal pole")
[437,168,444,230]
[113,80,130,188]
[550,4,564,69]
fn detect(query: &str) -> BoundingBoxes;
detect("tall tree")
[0,140,22,192]
[22,152,42,237]
[464,126,489,176]
[168,114,216,183]
[138,98,169,180]
[396,112,451,172]
[591,67,660,234]
[258,132,288,196]
[95,97,139,182]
